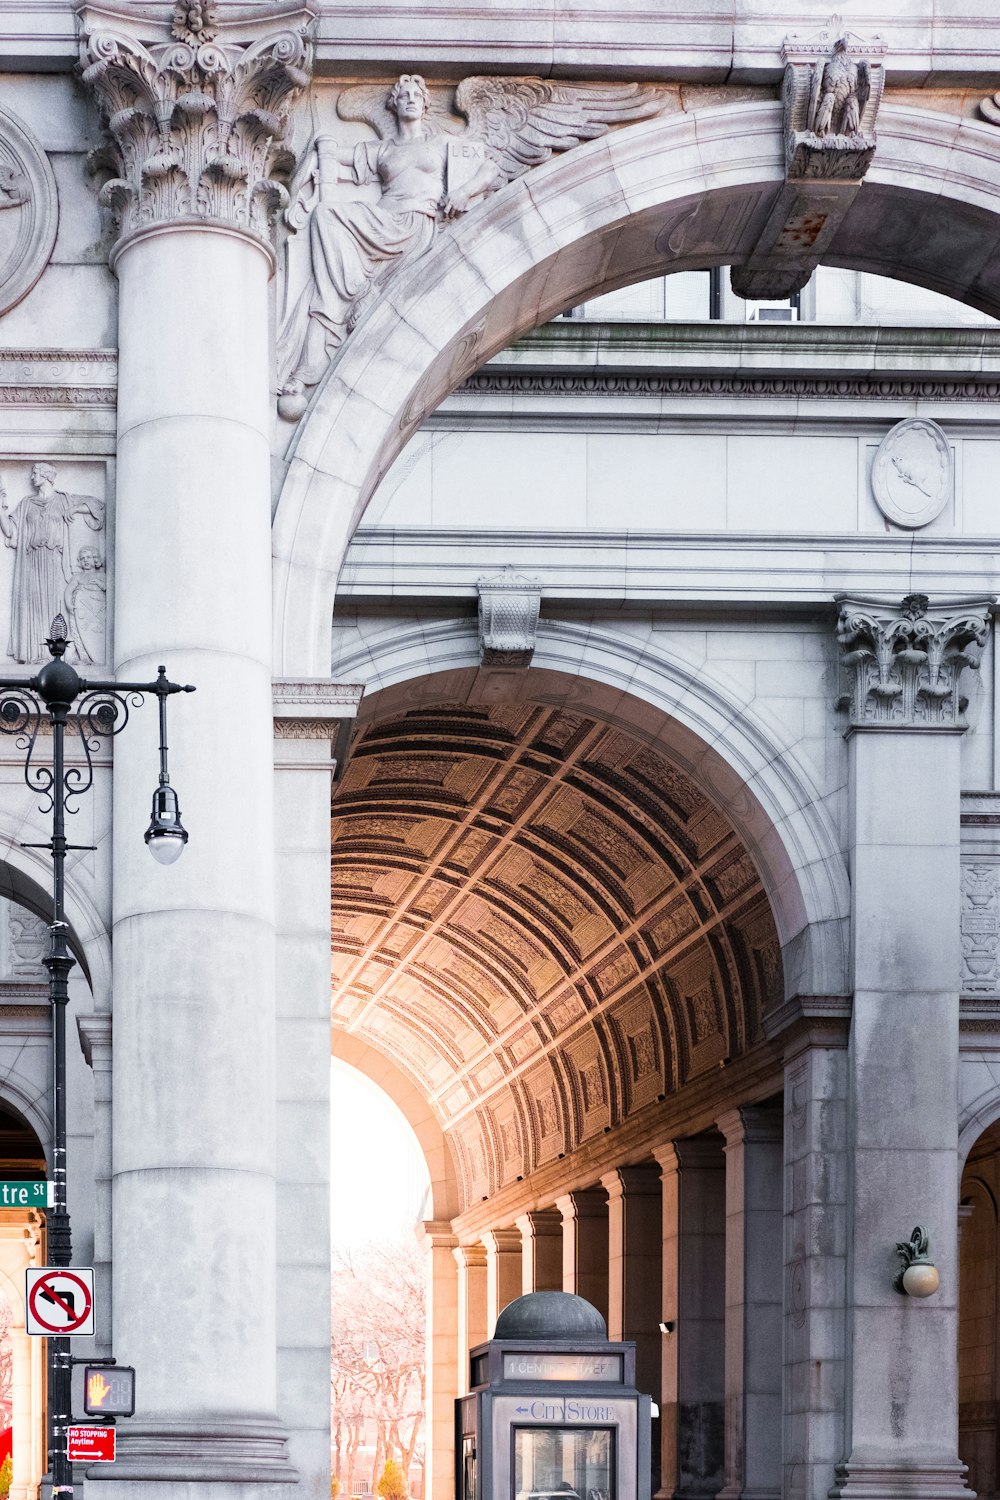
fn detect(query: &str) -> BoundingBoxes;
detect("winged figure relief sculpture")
[276,73,661,419]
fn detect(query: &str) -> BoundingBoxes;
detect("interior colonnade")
[432,1099,814,1500]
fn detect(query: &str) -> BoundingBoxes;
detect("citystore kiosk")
[456,1292,652,1500]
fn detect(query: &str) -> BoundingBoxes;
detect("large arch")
[330,624,850,1000]
[331,1030,462,1221]
[330,656,845,1210]
[0,818,110,1003]
[272,99,1000,675]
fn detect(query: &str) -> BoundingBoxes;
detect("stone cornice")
[481,321,1000,378]
[0,348,117,408]
[272,680,363,778]
[9,7,1000,82]
[450,1037,783,1238]
[272,678,363,735]
[77,1,315,247]
[76,1011,111,1069]
[762,993,852,1059]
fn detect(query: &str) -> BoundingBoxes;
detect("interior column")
[557,1186,609,1320]
[483,1228,522,1333]
[602,1165,662,1427]
[455,1242,489,1392]
[653,1137,726,1500]
[716,1106,783,1500]
[423,1221,460,1500]
[517,1208,563,1293]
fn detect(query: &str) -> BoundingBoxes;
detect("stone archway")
[329,677,811,1500]
[330,692,786,1208]
[331,1030,461,1222]
[273,99,1000,676]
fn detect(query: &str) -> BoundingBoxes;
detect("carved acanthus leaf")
[172,3,219,46]
[836,593,993,730]
[77,4,314,245]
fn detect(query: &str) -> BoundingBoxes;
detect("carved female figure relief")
[0,463,105,663]
[277,73,661,420]
[277,75,499,419]
[64,545,107,666]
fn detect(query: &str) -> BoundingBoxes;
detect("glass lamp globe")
[145,784,188,864]
[147,830,186,865]
[902,1262,940,1298]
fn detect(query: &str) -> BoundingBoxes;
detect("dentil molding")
[77,1,315,247]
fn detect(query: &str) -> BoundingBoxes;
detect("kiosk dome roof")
[494,1292,608,1342]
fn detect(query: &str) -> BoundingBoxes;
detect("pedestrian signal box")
[456,1292,651,1500]
[84,1364,135,1418]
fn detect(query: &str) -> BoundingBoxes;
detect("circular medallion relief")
[0,106,57,317]
[871,417,952,529]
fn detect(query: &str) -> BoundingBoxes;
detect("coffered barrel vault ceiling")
[331,702,782,1208]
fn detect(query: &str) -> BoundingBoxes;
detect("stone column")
[76,1014,112,1353]
[273,685,360,1489]
[483,1227,523,1333]
[556,1186,609,1320]
[517,1208,563,1294]
[77,5,314,1489]
[780,1029,850,1500]
[716,1107,783,1500]
[602,1165,662,1410]
[455,1242,489,1394]
[423,1220,460,1500]
[653,1138,726,1500]
[835,595,992,1500]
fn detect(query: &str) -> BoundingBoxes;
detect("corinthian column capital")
[77,1,315,249]
[836,592,994,730]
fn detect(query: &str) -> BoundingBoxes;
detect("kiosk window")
[513,1427,614,1500]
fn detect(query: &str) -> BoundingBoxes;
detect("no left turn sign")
[25,1267,95,1336]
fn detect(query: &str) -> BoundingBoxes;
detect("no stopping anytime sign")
[25,1268,95,1337]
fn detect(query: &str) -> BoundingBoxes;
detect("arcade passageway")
[330,696,792,1500]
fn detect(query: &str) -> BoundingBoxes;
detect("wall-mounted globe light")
[894,1225,940,1298]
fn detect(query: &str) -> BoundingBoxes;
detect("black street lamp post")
[0,615,193,1496]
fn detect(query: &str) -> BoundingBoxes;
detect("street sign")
[67,1425,115,1463]
[25,1267,95,1336]
[84,1364,135,1417]
[0,1180,50,1208]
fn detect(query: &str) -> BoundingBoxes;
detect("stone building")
[0,3,997,1500]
